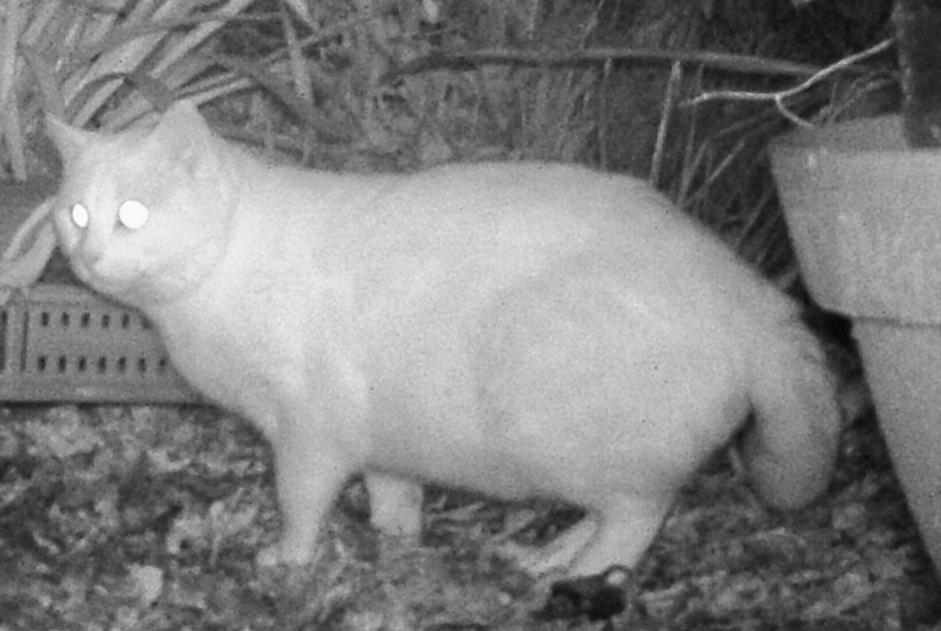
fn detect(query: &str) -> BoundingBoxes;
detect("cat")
[46,100,841,577]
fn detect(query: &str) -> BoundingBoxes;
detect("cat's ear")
[155,100,209,139]
[147,100,217,178]
[45,115,91,163]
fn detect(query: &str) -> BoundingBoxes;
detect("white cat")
[47,100,840,577]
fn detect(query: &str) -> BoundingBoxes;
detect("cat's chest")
[152,291,309,434]
[163,315,262,395]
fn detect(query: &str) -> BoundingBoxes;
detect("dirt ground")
[0,400,938,631]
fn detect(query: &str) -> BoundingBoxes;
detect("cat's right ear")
[147,100,218,181]
[45,115,90,163]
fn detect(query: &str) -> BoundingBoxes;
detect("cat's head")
[47,100,236,307]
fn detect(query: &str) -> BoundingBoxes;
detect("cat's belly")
[367,427,543,500]
[358,278,750,505]
[362,386,745,507]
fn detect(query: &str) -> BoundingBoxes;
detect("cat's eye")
[70,203,90,228]
[118,199,149,230]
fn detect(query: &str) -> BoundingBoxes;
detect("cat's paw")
[254,540,316,569]
[366,474,423,538]
[255,544,282,569]
[495,541,571,578]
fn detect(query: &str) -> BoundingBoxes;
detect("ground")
[0,402,938,630]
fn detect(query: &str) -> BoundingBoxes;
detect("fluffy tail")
[742,315,842,510]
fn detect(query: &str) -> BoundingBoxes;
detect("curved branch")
[387,46,830,80]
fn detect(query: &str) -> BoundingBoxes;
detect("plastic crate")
[0,283,200,403]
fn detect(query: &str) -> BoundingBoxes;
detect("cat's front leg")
[256,427,353,568]
[365,473,424,537]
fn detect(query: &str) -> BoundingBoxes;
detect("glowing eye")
[71,203,89,228]
[118,199,149,230]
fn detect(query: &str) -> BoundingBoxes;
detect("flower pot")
[770,114,941,576]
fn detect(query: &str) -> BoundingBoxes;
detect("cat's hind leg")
[501,516,599,576]
[506,493,671,577]
[567,494,671,576]
[366,473,424,537]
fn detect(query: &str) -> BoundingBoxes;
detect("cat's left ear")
[147,100,217,178]
[45,115,92,164]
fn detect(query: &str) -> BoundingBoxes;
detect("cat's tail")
[741,311,842,510]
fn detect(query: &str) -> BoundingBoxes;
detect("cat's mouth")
[68,255,137,299]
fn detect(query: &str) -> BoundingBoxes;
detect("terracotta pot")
[771,114,941,576]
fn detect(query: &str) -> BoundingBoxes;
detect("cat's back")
[222,157,789,337]
[300,162,783,316]
[254,160,728,271]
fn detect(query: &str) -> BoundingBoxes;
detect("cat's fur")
[47,101,841,576]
